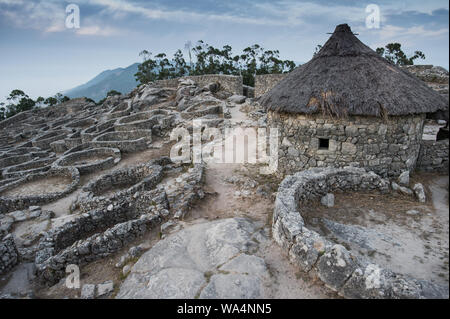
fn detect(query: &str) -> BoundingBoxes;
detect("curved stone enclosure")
[52,147,121,175]
[64,131,83,149]
[91,130,151,153]
[105,102,132,119]
[273,167,448,299]
[32,130,69,150]
[80,120,116,143]
[0,167,80,213]
[76,161,164,212]
[64,117,97,130]
[114,111,159,132]
[2,157,56,179]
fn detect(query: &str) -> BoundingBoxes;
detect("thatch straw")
[261,24,449,118]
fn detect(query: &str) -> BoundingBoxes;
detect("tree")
[1,89,36,119]
[376,43,425,66]
[107,90,121,97]
[44,97,58,106]
[61,96,71,103]
[36,96,45,107]
[135,50,159,84]
[0,102,6,121]
[135,41,297,86]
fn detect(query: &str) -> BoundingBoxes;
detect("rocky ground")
[0,75,448,299]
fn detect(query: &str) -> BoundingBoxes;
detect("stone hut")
[261,24,448,177]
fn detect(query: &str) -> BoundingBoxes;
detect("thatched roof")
[261,24,449,118]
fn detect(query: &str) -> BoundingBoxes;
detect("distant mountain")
[63,63,140,102]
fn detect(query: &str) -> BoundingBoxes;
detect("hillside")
[63,63,140,102]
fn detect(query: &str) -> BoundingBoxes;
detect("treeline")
[0,90,71,121]
[135,41,297,86]
[0,89,123,121]
[376,43,425,66]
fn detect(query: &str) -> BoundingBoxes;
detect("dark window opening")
[436,127,449,141]
[319,138,330,150]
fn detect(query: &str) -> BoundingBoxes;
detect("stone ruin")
[273,167,448,298]
[0,68,448,299]
[0,76,239,285]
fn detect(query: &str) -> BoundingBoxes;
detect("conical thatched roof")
[261,24,449,118]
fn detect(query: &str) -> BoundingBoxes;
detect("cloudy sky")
[0,0,448,102]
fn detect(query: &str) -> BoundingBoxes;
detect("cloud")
[0,0,65,32]
[370,24,449,45]
[75,25,123,36]
[87,0,290,26]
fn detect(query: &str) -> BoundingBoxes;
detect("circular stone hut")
[261,24,449,178]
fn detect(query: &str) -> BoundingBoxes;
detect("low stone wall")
[180,105,223,120]
[91,130,151,153]
[2,157,55,179]
[0,167,80,214]
[273,167,448,299]
[0,111,32,130]
[35,212,162,285]
[0,234,19,275]
[417,139,449,172]
[401,65,449,97]
[51,147,121,175]
[255,74,287,97]
[155,75,243,95]
[81,120,116,143]
[105,102,132,119]
[75,161,164,213]
[114,111,161,132]
[32,130,69,150]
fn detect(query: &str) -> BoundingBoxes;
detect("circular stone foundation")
[64,117,97,130]
[80,120,116,143]
[75,161,163,212]
[0,154,35,170]
[2,157,56,179]
[52,147,121,175]
[0,167,80,213]
[273,167,448,299]
[106,102,131,119]
[114,111,159,131]
[91,130,151,153]
[32,130,69,150]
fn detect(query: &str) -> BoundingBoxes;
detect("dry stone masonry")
[269,112,425,178]
[273,167,448,299]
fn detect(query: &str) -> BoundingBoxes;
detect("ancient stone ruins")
[0,24,449,299]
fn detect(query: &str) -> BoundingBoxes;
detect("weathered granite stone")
[413,183,426,203]
[81,284,96,299]
[321,193,335,207]
[398,171,410,186]
[116,218,268,299]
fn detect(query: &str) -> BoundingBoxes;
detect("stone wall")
[273,167,448,299]
[35,211,163,285]
[155,74,243,95]
[0,234,19,275]
[268,112,425,178]
[417,139,449,172]
[401,65,449,97]
[0,167,80,214]
[254,74,287,97]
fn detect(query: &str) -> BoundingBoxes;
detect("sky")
[0,0,448,103]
